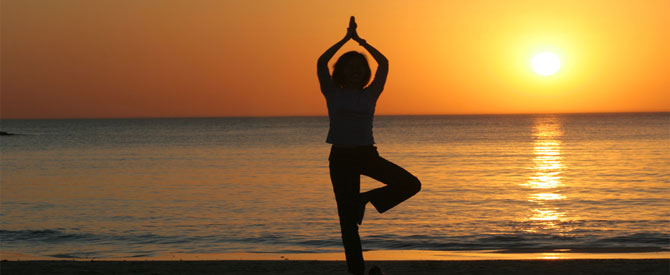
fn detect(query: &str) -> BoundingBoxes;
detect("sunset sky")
[2,0,668,119]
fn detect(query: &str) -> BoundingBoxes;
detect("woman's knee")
[406,175,421,195]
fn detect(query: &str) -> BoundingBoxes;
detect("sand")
[2,250,669,274]
[1,259,669,275]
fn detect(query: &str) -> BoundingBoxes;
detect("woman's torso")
[324,87,381,146]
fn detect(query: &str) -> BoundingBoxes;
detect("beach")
[2,259,668,275]
[2,250,669,274]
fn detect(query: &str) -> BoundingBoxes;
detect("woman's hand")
[348,16,357,32]
[347,16,362,41]
[347,16,366,44]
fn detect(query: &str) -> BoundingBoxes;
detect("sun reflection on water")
[529,193,566,201]
[523,117,570,232]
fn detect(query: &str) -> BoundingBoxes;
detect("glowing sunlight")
[531,52,561,76]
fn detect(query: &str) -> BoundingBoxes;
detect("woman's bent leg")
[361,152,421,214]
[329,161,365,275]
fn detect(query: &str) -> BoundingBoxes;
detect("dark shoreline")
[2,259,669,275]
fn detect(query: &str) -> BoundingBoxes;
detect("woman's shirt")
[322,86,382,145]
[317,54,388,146]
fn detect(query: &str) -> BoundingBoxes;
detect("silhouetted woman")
[317,17,421,275]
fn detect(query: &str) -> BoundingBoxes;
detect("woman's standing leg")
[329,158,365,275]
[361,148,421,214]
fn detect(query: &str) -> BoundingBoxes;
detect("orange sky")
[2,0,668,119]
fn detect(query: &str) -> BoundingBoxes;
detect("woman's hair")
[332,51,372,89]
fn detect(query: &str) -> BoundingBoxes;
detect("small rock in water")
[0,131,15,136]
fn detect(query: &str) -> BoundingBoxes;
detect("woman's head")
[332,51,371,89]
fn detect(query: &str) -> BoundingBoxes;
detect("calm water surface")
[1,113,668,258]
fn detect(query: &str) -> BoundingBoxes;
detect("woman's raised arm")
[350,18,388,93]
[359,40,388,93]
[317,36,348,91]
[317,17,356,92]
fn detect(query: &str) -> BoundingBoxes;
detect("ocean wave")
[0,229,172,244]
[2,229,667,256]
[355,233,670,251]
[590,232,670,245]
[0,229,98,242]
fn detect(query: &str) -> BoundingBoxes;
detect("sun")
[531,52,561,76]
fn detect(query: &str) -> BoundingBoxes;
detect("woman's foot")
[369,266,385,275]
[357,195,369,225]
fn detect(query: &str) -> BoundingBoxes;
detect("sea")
[1,113,668,259]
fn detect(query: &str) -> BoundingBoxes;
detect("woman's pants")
[329,145,421,275]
